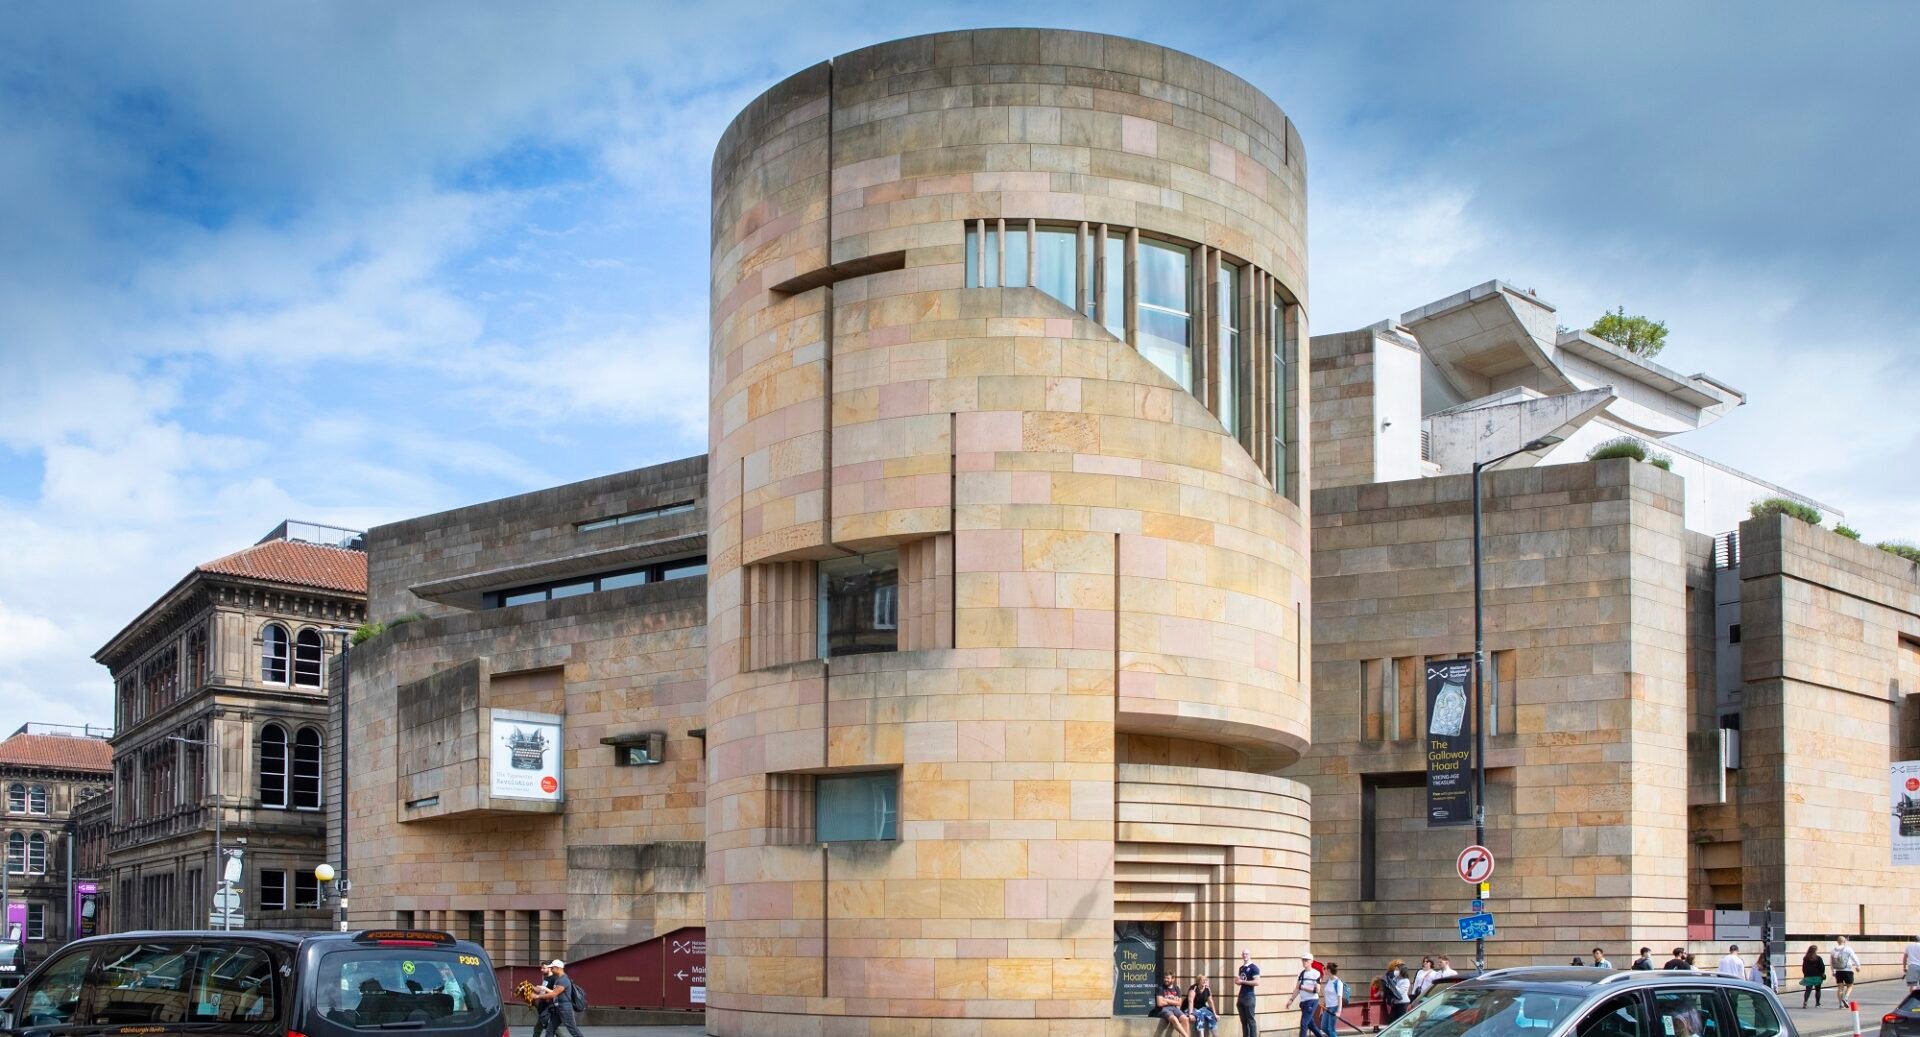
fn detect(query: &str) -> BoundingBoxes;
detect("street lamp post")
[1469,435,1561,975]
[321,627,356,933]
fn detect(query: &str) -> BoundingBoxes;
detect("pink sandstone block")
[957,529,1023,572]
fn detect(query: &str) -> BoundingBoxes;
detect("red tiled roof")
[0,733,112,772]
[197,539,367,595]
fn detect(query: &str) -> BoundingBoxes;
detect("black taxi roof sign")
[354,929,456,945]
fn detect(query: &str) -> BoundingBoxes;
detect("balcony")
[108,805,209,852]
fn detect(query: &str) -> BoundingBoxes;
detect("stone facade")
[1296,459,1692,967]
[0,728,112,955]
[706,29,1310,1037]
[93,525,365,933]
[1729,515,1920,977]
[337,460,709,966]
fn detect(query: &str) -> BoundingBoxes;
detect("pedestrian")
[1236,949,1262,1037]
[1592,948,1613,970]
[1320,964,1348,1037]
[1906,935,1920,990]
[1432,956,1458,988]
[1664,947,1691,970]
[1717,945,1746,979]
[1155,972,1191,1037]
[1833,936,1861,1006]
[1286,955,1321,1037]
[1571,956,1586,967]
[1378,960,1411,1023]
[1412,957,1436,999]
[1633,948,1655,971]
[1754,949,1773,988]
[1801,945,1826,1007]
[1188,974,1219,1036]
[530,959,585,1037]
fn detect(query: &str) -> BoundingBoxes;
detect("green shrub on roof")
[1750,497,1823,526]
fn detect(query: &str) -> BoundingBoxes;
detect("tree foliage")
[1589,306,1669,358]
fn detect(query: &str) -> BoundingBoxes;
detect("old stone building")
[336,460,709,977]
[70,783,111,935]
[0,725,111,958]
[93,521,366,932]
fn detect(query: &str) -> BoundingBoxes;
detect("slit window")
[483,555,708,608]
[576,500,697,533]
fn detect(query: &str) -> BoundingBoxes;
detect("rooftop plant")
[1878,541,1920,564]
[352,612,423,645]
[1750,497,1823,526]
[1588,437,1673,471]
[1835,524,1862,541]
[1589,306,1669,359]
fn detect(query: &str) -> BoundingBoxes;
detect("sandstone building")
[0,725,111,961]
[1293,280,1918,980]
[334,460,709,980]
[93,521,365,932]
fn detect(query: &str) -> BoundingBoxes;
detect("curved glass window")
[294,629,324,687]
[1035,228,1077,311]
[1136,239,1192,391]
[259,724,289,809]
[261,624,289,684]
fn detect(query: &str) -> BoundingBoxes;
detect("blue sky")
[2,2,1916,729]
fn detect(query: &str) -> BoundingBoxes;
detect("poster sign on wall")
[491,710,564,802]
[1113,922,1163,1016]
[74,881,99,938]
[1892,761,1920,866]
[1426,658,1474,827]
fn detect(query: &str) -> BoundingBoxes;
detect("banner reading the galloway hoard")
[1892,760,1920,866]
[1426,657,1474,827]
[1113,921,1163,1016]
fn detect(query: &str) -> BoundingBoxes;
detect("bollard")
[1850,1000,1860,1037]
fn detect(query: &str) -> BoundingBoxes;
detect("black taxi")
[0,929,502,1037]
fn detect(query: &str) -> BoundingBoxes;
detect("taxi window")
[1725,989,1781,1037]
[12,948,92,1027]
[313,949,501,1030]
[1578,994,1649,1037]
[1652,990,1724,1037]
[189,945,279,1022]
[92,943,194,1024]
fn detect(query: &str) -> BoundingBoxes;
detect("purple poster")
[5,903,23,942]
[75,881,99,937]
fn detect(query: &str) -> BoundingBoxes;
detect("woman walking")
[1801,946,1827,1007]
[1378,960,1412,1023]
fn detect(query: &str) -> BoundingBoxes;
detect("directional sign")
[1457,844,1495,884]
[1458,912,1497,941]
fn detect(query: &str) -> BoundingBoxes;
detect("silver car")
[1378,967,1799,1037]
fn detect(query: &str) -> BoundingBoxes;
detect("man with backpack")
[531,959,587,1037]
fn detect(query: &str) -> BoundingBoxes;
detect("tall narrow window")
[187,624,208,690]
[259,724,289,809]
[27,833,46,874]
[259,870,288,912]
[293,629,323,687]
[1034,227,1077,311]
[292,727,323,810]
[6,784,22,814]
[1003,224,1028,287]
[4,833,20,875]
[1384,660,1400,743]
[1136,239,1193,390]
[294,870,319,908]
[1272,294,1289,490]
[1219,263,1242,437]
[25,903,42,941]
[28,785,47,816]
[1102,233,1127,340]
[261,625,289,684]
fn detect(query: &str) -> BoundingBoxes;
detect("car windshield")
[314,949,500,1030]
[1385,986,1588,1037]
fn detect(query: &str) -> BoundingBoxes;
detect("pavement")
[1781,979,1911,1037]
[567,1028,704,1037]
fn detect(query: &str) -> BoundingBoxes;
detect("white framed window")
[27,832,46,874]
[293,629,323,688]
[28,785,47,815]
[259,724,289,809]
[292,727,322,810]
[261,624,290,684]
[25,903,43,941]
[5,784,22,814]
[259,869,288,911]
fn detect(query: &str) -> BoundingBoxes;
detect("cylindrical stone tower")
[707,29,1310,1036]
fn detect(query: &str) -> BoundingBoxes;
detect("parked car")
[0,928,501,1037]
[1880,991,1920,1037]
[1378,966,1798,1037]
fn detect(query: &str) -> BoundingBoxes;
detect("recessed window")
[1136,239,1193,391]
[27,832,45,874]
[293,629,324,687]
[260,869,288,911]
[483,555,708,609]
[292,727,323,810]
[1728,623,1742,644]
[576,501,697,533]
[261,624,290,684]
[260,724,289,809]
[295,870,319,908]
[818,551,899,658]
[7,784,23,814]
[25,903,42,941]
[817,772,899,842]
[30,784,47,815]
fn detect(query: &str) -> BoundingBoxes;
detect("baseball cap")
[546,960,566,969]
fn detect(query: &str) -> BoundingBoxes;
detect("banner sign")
[1426,657,1474,827]
[1893,761,1920,866]
[74,881,99,938]
[1113,922,1163,1016]
[491,710,564,802]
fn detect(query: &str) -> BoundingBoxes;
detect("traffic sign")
[1471,899,1484,913]
[1457,844,1495,884]
[1458,912,1497,941]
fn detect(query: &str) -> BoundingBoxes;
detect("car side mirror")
[1,1008,15,1030]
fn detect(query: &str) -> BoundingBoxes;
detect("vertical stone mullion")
[995,217,1006,289]
[1077,221,1090,315]
[1195,244,1212,412]
[1026,219,1037,288]
[1125,227,1140,349]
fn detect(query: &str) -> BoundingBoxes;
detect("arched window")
[28,785,47,815]
[5,784,22,814]
[26,833,45,874]
[293,727,323,810]
[261,624,290,684]
[259,724,289,809]
[293,629,323,687]
[5,832,21,875]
